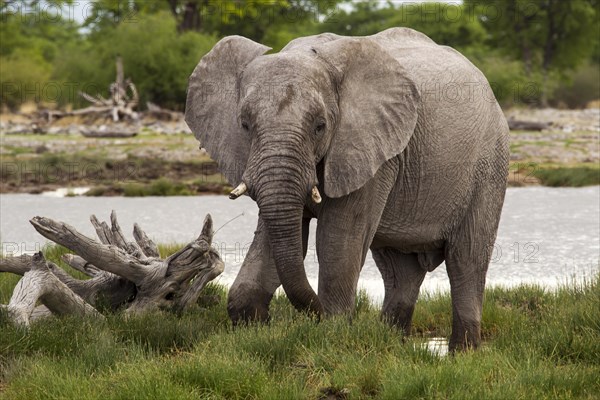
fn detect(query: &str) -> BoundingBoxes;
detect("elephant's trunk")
[249,149,323,316]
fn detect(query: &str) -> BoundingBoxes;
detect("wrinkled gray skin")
[185,28,509,351]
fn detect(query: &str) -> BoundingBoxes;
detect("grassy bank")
[1,131,599,196]
[0,151,231,196]
[509,162,600,187]
[1,246,598,399]
[0,132,232,196]
[534,165,600,187]
[508,129,600,187]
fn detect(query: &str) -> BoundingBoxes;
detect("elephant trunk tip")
[309,301,324,321]
[288,291,324,319]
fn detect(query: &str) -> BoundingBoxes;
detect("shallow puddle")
[41,187,90,197]
[420,337,449,357]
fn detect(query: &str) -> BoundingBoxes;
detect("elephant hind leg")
[372,249,427,336]
[444,245,489,351]
[445,177,506,351]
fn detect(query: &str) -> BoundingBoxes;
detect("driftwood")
[44,57,140,125]
[3,252,103,326]
[1,211,224,326]
[0,252,135,312]
[146,102,183,121]
[508,118,552,131]
[77,56,139,122]
[80,125,138,138]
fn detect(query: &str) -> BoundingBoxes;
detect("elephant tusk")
[311,186,322,204]
[229,182,247,200]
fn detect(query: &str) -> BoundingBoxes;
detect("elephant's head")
[185,34,419,316]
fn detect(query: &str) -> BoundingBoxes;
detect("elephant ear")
[313,38,420,198]
[185,36,271,186]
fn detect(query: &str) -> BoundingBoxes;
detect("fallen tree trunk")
[1,211,224,325]
[80,128,138,138]
[5,252,103,326]
[508,119,552,131]
[38,57,139,126]
[1,252,136,310]
[146,102,182,121]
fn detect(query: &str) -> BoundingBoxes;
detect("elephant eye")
[315,122,326,134]
[241,121,249,131]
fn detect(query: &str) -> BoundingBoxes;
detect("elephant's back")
[371,28,509,248]
[369,28,488,88]
[370,27,439,48]
[370,27,506,156]
[369,27,505,140]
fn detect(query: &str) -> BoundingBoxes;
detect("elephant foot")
[449,321,481,352]
[381,306,415,337]
[227,283,272,325]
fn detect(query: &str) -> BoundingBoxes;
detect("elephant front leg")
[227,216,313,323]
[316,160,399,315]
[315,222,366,315]
[227,217,280,324]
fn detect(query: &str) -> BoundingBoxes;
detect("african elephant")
[185,28,509,351]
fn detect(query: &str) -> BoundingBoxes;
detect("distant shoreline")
[1,108,598,196]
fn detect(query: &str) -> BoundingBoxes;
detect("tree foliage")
[320,1,487,49]
[0,0,598,110]
[55,12,218,109]
[1,0,80,107]
[464,0,600,104]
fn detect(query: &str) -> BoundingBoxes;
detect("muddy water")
[1,187,598,300]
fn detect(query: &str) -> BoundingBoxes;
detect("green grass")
[535,166,600,187]
[509,162,600,187]
[84,176,230,197]
[0,150,230,196]
[1,247,599,399]
[122,178,193,196]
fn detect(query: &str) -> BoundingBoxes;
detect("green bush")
[550,63,600,108]
[0,10,82,109]
[123,178,192,196]
[468,52,541,108]
[52,12,217,109]
[50,40,114,108]
[0,50,52,109]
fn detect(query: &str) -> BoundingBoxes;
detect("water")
[1,187,598,301]
[420,337,449,357]
[40,187,91,198]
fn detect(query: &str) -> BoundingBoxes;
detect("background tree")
[55,12,217,109]
[81,0,169,35]
[1,0,598,110]
[1,0,80,107]
[320,1,486,49]
[464,0,600,105]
